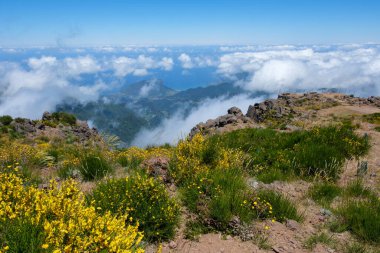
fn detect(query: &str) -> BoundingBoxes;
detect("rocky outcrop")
[4,112,99,143]
[189,92,380,138]
[246,99,293,122]
[246,92,380,123]
[189,107,258,138]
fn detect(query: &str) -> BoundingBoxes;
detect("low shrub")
[0,115,13,126]
[170,134,244,185]
[90,173,181,242]
[0,168,144,252]
[180,167,274,230]
[51,112,77,126]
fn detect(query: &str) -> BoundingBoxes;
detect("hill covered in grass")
[1,92,380,253]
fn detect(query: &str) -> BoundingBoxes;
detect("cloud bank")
[0,53,174,118]
[0,56,105,118]
[217,45,380,96]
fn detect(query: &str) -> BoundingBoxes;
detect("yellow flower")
[41,244,49,249]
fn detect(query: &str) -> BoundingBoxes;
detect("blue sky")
[0,0,380,46]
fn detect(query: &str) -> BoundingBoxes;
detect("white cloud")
[112,55,173,77]
[178,53,193,69]
[217,46,380,96]
[64,55,100,75]
[132,94,263,147]
[0,56,105,119]
[133,68,149,76]
[159,57,174,71]
[139,79,157,97]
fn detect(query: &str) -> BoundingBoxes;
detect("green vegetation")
[257,189,302,222]
[0,109,376,250]
[305,232,337,250]
[0,115,13,126]
[76,148,113,181]
[0,219,45,253]
[334,198,380,243]
[309,182,342,206]
[51,112,77,125]
[90,172,181,242]
[362,113,380,124]
[344,179,376,199]
[208,124,370,182]
[344,242,371,253]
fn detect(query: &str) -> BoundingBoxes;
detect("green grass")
[181,167,257,229]
[257,189,303,222]
[0,218,46,253]
[184,220,212,240]
[309,182,342,206]
[207,124,369,182]
[344,180,377,200]
[344,242,371,253]
[304,232,337,250]
[335,199,380,243]
[77,149,113,181]
[362,113,380,125]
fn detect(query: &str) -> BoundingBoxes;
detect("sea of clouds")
[1,44,380,145]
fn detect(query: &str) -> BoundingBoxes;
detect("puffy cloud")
[178,53,193,69]
[112,55,173,77]
[132,94,263,147]
[0,56,105,119]
[64,55,100,75]
[217,46,380,96]
[159,57,174,71]
[178,53,218,69]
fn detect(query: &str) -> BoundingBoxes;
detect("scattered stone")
[38,183,49,190]
[168,241,177,249]
[142,157,171,183]
[320,208,333,216]
[285,219,300,231]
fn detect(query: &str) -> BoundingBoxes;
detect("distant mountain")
[56,80,263,144]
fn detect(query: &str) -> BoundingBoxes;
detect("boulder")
[189,107,256,138]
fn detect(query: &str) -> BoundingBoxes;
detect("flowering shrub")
[171,134,244,184]
[0,166,144,253]
[116,146,172,169]
[91,173,180,242]
[0,140,38,167]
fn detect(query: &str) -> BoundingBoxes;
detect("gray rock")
[320,208,333,216]
[285,219,300,231]
[227,106,243,116]
[42,111,52,121]
[168,241,177,249]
